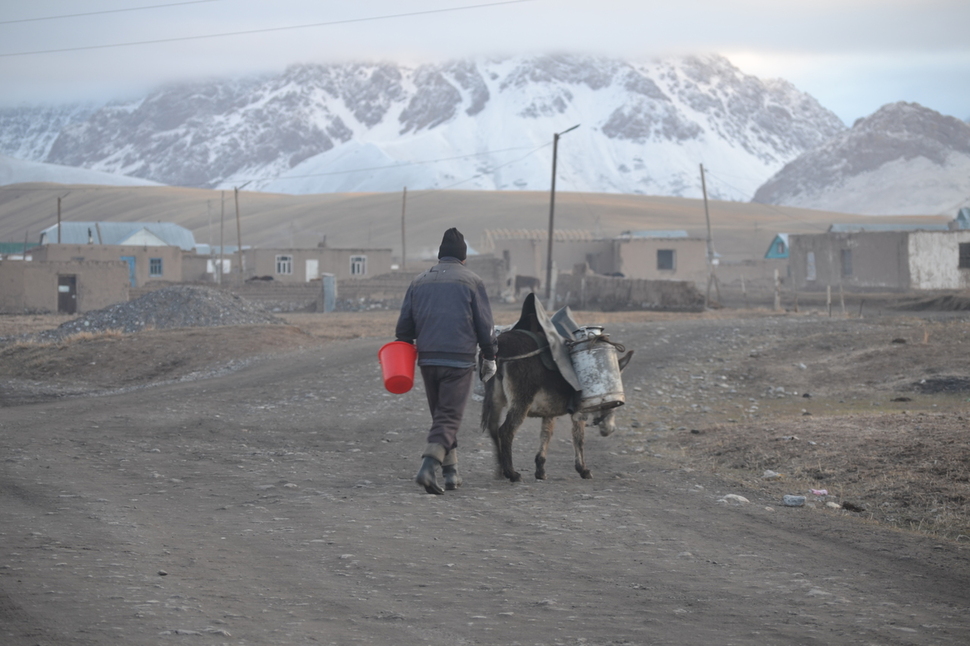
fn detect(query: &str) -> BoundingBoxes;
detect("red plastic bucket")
[378,341,417,394]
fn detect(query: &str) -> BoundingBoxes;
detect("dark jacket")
[395,257,497,367]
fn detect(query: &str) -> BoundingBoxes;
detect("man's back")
[396,257,495,367]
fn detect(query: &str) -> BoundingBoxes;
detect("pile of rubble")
[26,286,283,344]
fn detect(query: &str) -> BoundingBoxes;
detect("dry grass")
[675,411,970,542]
[5,327,125,350]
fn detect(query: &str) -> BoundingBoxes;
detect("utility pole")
[219,191,225,285]
[699,164,721,307]
[234,181,251,276]
[401,187,407,271]
[57,196,62,243]
[545,124,580,304]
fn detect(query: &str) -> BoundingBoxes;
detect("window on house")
[656,249,675,271]
[775,241,785,255]
[350,255,367,276]
[149,258,163,276]
[276,254,293,275]
[959,243,970,269]
[806,252,817,281]
[841,249,853,276]
[805,251,815,280]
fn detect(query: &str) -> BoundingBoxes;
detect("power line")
[0,144,548,193]
[407,142,550,199]
[0,0,534,58]
[252,145,543,182]
[0,0,222,26]
[702,168,828,232]
[0,143,551,196]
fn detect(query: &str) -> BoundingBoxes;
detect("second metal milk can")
[568,326,625,412]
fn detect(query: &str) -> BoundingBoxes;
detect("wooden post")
[545,132,560,302]
[700,164,716,308]
[741,274,748,309]
[700,164,723,308]
[219,191,225,285]
[401,187,407,271]
[839,282,846,316]
[23,230,28,257]
[773,269,781,311]
[545,124,579,301]
[57,196,62,243]
[827,285,832,317]
[234,186,245,275]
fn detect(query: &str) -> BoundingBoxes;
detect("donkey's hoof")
[578,469,592,479]
[535,471,546,480]
[508,471,521,482]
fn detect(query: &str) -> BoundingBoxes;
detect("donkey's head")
[590,349,633,436]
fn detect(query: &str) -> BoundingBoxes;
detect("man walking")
[395,228,498,494]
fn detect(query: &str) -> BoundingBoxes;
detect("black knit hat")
[437,227,467,261]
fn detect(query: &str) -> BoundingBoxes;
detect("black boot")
[416,443,446,495]
[442,448,462,490]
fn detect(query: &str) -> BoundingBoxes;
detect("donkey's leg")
[570,413,592,479]
[484,402,504,479]
[495,403,528,482]
[535,417,555,480]
[482,372,509,479]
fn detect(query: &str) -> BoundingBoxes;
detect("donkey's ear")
[618,350,633,371]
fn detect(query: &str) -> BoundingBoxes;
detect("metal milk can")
[568,326,626,412]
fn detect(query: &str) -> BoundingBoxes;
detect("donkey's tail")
[481,370,499,433]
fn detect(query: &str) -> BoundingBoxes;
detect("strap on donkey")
[509,293,583,392]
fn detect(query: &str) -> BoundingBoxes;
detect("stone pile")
[31,286,283,343]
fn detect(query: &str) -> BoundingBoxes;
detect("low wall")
[127,261,507,313]
[336,273,418,304]
[555,271,705,311]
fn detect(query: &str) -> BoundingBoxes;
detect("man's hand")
[479,359,497,382]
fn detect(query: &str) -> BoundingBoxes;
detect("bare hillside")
[0,185,950,263]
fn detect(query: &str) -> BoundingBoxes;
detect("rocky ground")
[1,287,969,645]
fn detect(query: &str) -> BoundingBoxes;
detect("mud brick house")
[36,222,195,287]
[242,246,393,283]
[481,229,709,290]
[789,225,970,292]
[0,258,129,314]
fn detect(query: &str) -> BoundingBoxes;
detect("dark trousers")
[419,365,475,451]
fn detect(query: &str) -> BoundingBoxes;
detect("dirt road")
[2,314,970,645]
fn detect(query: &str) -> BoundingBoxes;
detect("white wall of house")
[908,231,970,290]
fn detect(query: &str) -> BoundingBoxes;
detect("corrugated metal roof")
[0,242,39,254]
[617,230,689,239]
[38,222,197,250]
[480,229,596,253]
[828,223,949,233]
[484,229,596,241]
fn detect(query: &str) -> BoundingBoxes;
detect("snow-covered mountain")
[752,102,970,215]
[0,154,160,187]
[0,55,845,200]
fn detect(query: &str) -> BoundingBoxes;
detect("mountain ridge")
[0,54,845,201]
[752,102,970,215]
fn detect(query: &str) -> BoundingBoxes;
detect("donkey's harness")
[498,328,626,364]
[497,329,554,366]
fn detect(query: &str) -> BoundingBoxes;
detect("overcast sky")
[1,0,968,124]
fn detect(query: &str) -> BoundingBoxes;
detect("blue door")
[120,256,136,287]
